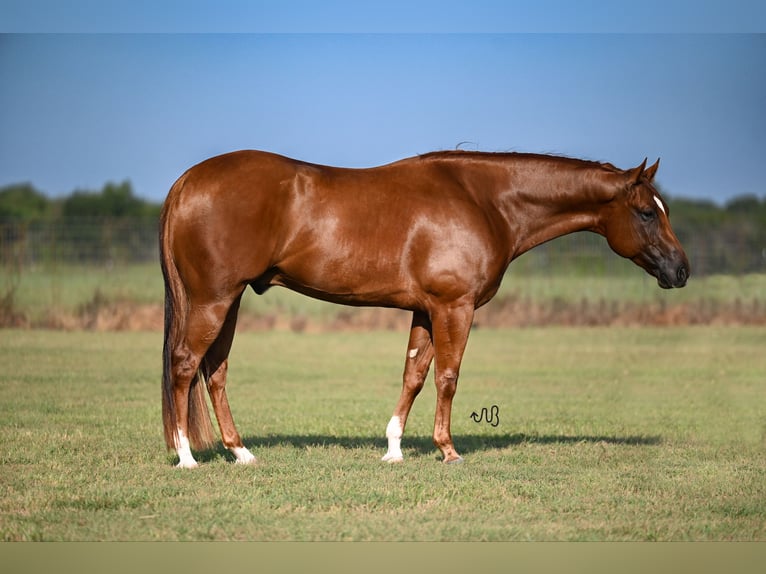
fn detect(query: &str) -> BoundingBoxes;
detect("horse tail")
[160,174,215,451]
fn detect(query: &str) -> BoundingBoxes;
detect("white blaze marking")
[231,446,257,465]
[175,428,198,469]
[408,348,418,359]
[381,416,404,462]
[654,195,666,215]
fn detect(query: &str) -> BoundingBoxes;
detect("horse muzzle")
[656,259,690,289]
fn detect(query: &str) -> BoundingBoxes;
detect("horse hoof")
[232,447,257,465]
[175,460,199,469]
[444,456,464,465]
[381,454,404,463]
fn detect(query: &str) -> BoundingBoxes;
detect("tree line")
[0,181,160,265]
[1,181,765,274]
[0,181,161,221]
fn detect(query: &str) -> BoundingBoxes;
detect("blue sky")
[1,2,765,204]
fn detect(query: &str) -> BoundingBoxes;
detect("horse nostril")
[677,265,688,285]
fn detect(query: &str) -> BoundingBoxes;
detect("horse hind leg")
[169,342,214,469]
[201,295,257,465]
[169,296,240,468]
[382,312,434,463]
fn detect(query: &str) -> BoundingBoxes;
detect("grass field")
[1,326,764,541]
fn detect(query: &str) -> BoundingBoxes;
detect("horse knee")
[436,368,459,395]
[403,372,426,395]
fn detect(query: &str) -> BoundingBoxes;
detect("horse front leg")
[382,312,434,463]
[430,302,474,464]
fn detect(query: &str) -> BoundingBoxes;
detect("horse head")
[602,159,690,289]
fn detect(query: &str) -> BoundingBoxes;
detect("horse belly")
[272,242,417,308]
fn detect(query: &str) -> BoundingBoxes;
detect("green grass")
[1,263,162,324]
[1,326,764,541]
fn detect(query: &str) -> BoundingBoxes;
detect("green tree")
[0,183,51,220]
[61,180,159,218]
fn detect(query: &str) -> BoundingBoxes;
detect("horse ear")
[644,158,660,182]
[626,158,647,186]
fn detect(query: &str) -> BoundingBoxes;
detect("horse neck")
[488,158,616,259]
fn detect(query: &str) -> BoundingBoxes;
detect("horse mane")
[416,149,623,174]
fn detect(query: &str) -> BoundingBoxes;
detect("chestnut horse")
[160,150,689,468]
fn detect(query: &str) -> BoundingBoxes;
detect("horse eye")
[639,209,656,222]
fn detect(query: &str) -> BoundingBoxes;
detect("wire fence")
[1,217,764,276]
[1,217,159,268]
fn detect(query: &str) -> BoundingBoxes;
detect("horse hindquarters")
[160,191,258,467]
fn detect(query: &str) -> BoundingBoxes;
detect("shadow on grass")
[193,432,661,464]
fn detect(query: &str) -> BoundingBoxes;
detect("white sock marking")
[382,416,404,462]
[231,446,257,465]
[175,428,198,469]
[654,195,666,215]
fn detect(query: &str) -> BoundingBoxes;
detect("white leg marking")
[408,348,419,359]
[175,428,198,469]
[654,195,666,215]
[381,416,404,463]
[231,446,257,465]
